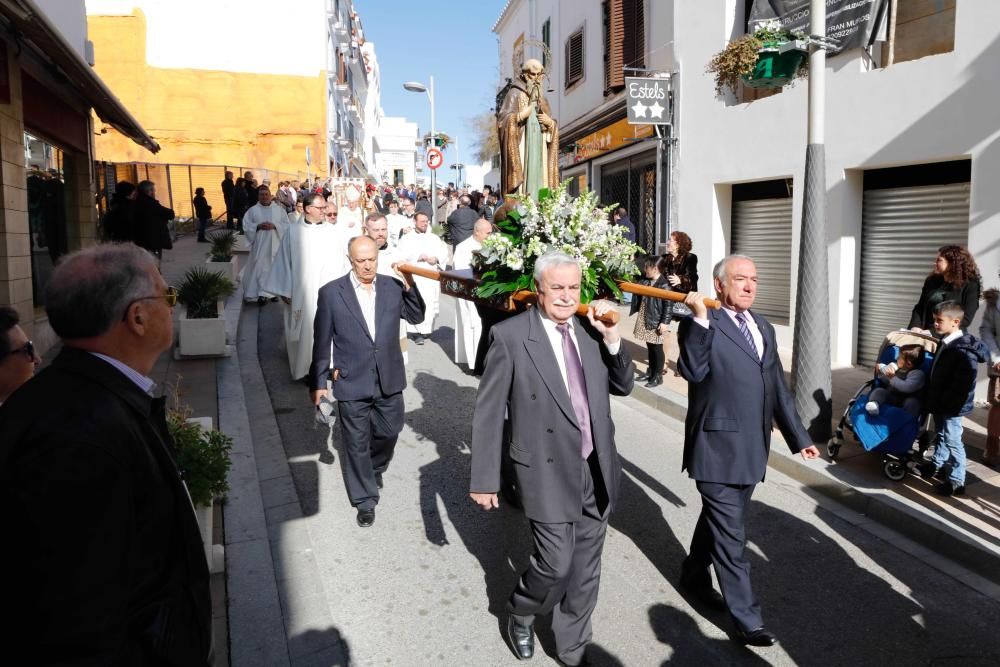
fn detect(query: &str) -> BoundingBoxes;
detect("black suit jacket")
[678,308,811,485]
[470,309,635,523]
[131,193,175,252]
[447,207,479,245]
[0,348,212,665]
[309,273,425,400]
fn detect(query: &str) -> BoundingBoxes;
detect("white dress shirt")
[349,270,377,339]
[693,307,764,358]
[537,311,621,391]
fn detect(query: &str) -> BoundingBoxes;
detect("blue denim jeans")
[931,414,966,486]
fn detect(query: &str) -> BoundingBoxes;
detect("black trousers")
[336,390,404,511]
[686,481,762,632]
[509,456,608,666]
[646,342,664,375]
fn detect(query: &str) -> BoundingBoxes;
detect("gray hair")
[45,243,158,339]
[713,254,755,283]
[533,251,580,284]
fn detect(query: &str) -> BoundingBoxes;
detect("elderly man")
[0,306,39,405]
[309,236,425,526]
[265,192,349,380]
[0,244,212,664]
[470,252,634,665]
[366,214,410,364]
[679,255,820,647]
[396,211,447,345]
[242,185,290,305]
[447,194,479,247]
[131,180,174,263]
[452,218,492,368]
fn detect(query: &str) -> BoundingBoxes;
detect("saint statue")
[497,58,560,200]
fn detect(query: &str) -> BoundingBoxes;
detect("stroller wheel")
[827,440,841,459]
[883,459,906,481]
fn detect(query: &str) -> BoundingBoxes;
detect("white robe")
[397,229,447,335]
[452,236,482,367]
[385,213,411,248]
[263,221,348,379]
[338,205,364,236]
[375,244,410,364]
[242,203,290,300]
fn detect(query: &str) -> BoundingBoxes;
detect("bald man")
[453,218,493,367]
[309,235,426,526]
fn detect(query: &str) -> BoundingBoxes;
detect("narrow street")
[250,296,1000,667]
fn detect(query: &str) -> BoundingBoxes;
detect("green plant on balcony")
[707,20,809,96]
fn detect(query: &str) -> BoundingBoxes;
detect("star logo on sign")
[648,101,665,118]
[631,100,648,118]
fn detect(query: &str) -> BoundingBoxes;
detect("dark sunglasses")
[11,340,35,360]
[121,286,178,321]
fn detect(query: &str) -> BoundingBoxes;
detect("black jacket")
[447,206,479,245]
[909,274,981,331]
[660,252,699,293]
[0,348,213,665]
[221,178,234,205]
[103,197,133,242]
[193,194,212,220]
[629,275,673,329]
[131,192,175,252]
[925,333,989,416]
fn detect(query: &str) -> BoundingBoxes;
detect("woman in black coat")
[658,230,699,375]
[909,245,981,333]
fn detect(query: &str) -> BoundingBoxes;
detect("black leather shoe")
[375,472,384,489]
[505,615,534,660]
[679,572,726,610]
[356,508,375,527]
[413,334,425,345]
[636,373,650,382]
[645,376,662,388]
[734,627,777,647]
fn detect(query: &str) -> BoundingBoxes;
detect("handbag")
[671,300,692,321]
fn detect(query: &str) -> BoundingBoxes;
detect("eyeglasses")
[9,340,35,360]
[121,286,178,321]
[306,204,325,210]
[327,212,338,217]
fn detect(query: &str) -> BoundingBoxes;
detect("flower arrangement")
[474,181,640,303]
[706,19,809,95]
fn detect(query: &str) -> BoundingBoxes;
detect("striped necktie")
[735,312,760,360]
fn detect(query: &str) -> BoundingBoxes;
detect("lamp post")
[403,76,436,228]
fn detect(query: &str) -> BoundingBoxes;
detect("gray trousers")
[509,457,608,667]
[337,390,404,511]
[688,481,762,633]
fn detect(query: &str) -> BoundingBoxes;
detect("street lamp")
[403,77,437,227]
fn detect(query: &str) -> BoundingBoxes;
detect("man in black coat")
[221,170,235,229]
[0,244,213,665]
[678,254,819,647]
[309,236,425,527]
[131,180,175,262]
[446,194,480,247]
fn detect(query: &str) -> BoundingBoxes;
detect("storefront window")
[25,132,68,305]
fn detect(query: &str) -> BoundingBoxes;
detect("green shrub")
[208,229,238,262]
[166,412,232,507]
[177,267,235,318]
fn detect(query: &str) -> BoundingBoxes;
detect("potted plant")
[167,407,233,571]
[176,266,236,356]
[206,229,240,284]
[707,20,809,95]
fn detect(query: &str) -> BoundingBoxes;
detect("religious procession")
[1,1,999,666]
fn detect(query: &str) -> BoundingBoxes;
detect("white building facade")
[372,117,418,187]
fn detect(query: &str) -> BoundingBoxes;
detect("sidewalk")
[616,304,1000,583]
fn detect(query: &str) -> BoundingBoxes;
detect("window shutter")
[622,0,645,71]
[565,29,584,89]
[605,0,625,91]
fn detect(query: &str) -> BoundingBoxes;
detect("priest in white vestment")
[263,193,348,380]
[364,214,410,363]
[337,189,364,236]
[452,218,492,367]
[385,199,412,248]
[396,210,447,344]
[242,185,290,303]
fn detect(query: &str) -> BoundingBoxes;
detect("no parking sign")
[426,147,443,170]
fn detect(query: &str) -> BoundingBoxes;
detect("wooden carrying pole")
[394,264,722,324]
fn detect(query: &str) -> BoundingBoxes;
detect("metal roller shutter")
[732,198,793,324]
[857,183,970,363]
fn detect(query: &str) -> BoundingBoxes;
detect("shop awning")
[0,0,159,153]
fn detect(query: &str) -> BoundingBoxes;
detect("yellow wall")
[88,10,327,176]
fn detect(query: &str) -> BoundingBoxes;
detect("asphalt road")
[254,294,1000,667]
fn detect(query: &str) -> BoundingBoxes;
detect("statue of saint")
[497,58,559,199]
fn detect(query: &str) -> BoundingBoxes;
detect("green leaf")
[537,187,552,201]
[602,275,622,298]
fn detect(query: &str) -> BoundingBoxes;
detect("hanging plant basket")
[743,44,808,89]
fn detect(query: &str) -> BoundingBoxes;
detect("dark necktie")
[735,312,760,360]
[556,323,594,460]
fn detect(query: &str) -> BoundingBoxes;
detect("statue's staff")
[393,263,721,326]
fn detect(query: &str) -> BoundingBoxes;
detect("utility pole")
[791,0,832,441]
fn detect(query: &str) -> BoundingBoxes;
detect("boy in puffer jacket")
[918,300,991,496]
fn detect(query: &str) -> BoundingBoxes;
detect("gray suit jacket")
[678,308,812,485]
[470,309,635,523]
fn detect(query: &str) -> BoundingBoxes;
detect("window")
[881,0,955,66]
[542,19,551,68]
[604,0,645,94]
[565,28,584,90]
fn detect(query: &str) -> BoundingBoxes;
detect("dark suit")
[446,206,479,246]
[222,178,235,227]
[471,309,634,664]
[0,348,213,665]
[131,192,175,255]
[678,307,811,632]
[310,273,425,510]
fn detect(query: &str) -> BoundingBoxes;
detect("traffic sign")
[426,147,444,170]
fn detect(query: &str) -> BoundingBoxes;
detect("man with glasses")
[0,244,212,664]
[265,191,350,380]
[0,305,40,406]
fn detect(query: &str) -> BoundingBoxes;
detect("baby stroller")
[827,330,939,481]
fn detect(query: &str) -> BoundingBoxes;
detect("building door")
[857,162,971,364]
[731,180,793,325]
[600,152,656,253]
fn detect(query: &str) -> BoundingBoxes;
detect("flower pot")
[742,46,807,89]
[194,501,214,568]
[178,299,227,356]
[206,256,239,285]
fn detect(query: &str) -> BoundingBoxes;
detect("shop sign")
[572,116,654,164]
[625,77,670,125]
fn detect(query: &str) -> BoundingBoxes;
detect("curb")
[624,368,1000,587]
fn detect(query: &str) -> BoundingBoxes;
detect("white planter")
[194,502,213,568]
[205,256,239,284]
[178,300,227,356]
